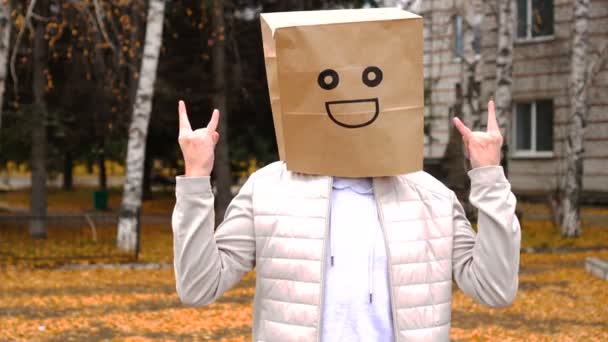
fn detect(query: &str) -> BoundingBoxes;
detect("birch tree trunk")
[560,0,589,237]
[117,0,165,252]
[211,0,232,225]
[30,0,48,239]
[377,0,421,12]
[0,0,11,131]
[494,0,515,177]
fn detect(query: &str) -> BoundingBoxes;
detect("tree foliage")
[1,0,386,184]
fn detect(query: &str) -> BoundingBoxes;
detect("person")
[172,99,521,341]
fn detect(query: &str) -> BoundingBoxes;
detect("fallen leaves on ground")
[0,188,175,215]
[451,250,608,341]
[518,200,608,218]
[2,251,607,340]
[1,191,608,340]
[1,268,255,341]
[521,220,608,249]
[0,224,172,268]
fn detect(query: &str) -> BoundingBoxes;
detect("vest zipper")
[373,179,399,340]
[317,177,333,341]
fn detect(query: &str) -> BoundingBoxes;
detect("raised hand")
[452,100,503,169]
[177,100,220,177]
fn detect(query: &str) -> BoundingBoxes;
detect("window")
[513,100,554,156]
[472,23,481,56]
[453,15,464,58]
[517,0,554,39]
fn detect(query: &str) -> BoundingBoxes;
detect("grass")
[0,188,175,214]
[450,249,608,341]
[521,221,608,249]
[0,267,255,341]
[2,248,607,340]
[0,225,170,268]
[1,188,607,340]
[518,201,608,216]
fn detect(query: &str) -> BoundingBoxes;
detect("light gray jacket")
[172,161,521,341]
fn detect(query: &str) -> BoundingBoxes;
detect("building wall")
[478,0,608,194]
[420,0,484,161]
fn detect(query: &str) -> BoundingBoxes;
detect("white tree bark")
[117,0,165,252]
[377,0,422,12]
[494,0,515,176]
[0,0,11,131]
[561,0,589,237]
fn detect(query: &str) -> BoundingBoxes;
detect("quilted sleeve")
[452,166,521,308]
[172,174,256,306]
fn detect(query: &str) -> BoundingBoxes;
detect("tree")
[494,0,515,176]
[29,0,50,239]
[0,0,11,132]
[559,0,589,237]
[117,0,166,252]
[211,0,232,224]
[376,0,422,11]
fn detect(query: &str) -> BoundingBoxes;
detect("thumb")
[453,117,472,139]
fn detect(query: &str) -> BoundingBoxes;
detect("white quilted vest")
[251,168,454,341]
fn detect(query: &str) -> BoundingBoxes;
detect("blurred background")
[0,0,607,340]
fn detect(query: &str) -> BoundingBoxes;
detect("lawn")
[1,188,607,340]
[0,187,176,214]
[2,248,607,341]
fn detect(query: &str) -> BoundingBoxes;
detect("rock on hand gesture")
[452,100,503,169]
[177,100,220,177]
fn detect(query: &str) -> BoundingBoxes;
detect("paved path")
[523,211,608,227]
[0,175,125,190]
[0,203,171,225]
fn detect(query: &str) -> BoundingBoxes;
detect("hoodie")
[321,177,394,341]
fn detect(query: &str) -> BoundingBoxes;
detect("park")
[1,0,608,341]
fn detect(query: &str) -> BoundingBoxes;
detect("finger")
[453,117,472,139]
[212,132,220,144]
[178,100,192,133]
[486,100,500,133]
[206,109,220,132]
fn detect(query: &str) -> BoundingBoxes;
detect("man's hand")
[452,100,503,169]
[177,100,220,177]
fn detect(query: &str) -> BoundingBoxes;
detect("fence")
[0,212,140,267]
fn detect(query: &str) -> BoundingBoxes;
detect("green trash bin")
[93,190,108,210]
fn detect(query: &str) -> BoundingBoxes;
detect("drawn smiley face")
[317,66,383,128]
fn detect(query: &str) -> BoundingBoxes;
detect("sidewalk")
[0,174,125,190]
[0,201,171,225]
[523,211,608,227]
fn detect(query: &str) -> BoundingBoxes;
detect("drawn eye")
[318,69,339,90]
[362,66,383,87]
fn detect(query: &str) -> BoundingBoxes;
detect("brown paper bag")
[261,8,424,177]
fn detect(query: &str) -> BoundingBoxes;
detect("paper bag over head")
[261,8,424,177]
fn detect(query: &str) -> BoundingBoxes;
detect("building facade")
[419,0,608,199]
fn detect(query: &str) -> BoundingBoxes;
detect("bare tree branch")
[10,0,37,95]
[486,0,498,18]
[103,1,138,72]
[68,0,136,72]
[377,0,421,12]
[585,40,608,88]
[92,0,116,52]
[30,12,51,22]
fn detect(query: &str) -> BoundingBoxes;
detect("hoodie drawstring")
[330,177,377,303]
[330,224,335,267]
[329,201,335,267]
[368,225,377,303]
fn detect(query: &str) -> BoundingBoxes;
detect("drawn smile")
[324,98,380,128]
